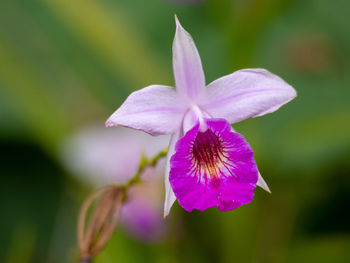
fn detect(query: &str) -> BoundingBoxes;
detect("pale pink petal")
[257,172,271,193]
[106,85,186,135]
[60,126,169,187]
[173,16,206,100]
[163,129,182,217]
[201,69,296,124]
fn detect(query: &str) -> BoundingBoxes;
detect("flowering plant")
[106,16,296,216]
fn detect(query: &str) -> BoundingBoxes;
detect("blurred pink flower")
[60,126,169,242]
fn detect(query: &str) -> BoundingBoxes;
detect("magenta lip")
[169,118,259,212]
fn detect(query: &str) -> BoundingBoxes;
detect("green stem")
[123,147,168,190]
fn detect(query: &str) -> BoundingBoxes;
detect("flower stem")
[77,147,168,262]
[123,147,168,189]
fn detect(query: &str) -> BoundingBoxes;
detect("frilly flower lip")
[170,118,258,212]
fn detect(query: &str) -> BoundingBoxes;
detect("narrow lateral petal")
[170,118,258,212]
[257,172,271,193]
[106,85,185,135]
[163,129,181,217]
[201,69,297,124]
[173,16,206,100]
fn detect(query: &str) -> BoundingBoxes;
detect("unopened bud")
[77,185,124,262]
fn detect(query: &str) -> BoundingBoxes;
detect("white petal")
[106,85,186,135]
[257,172,271,193]
[200,68,297,124]
[163,129,181,217]
[182,105,208,134]
[173,16,206,100]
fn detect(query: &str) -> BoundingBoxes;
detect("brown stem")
[77,186,124,261]
[78,187,106,253]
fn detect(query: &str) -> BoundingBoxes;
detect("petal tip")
[174,14,183,29]
[287,84,297,100]
[163,197,175,218]
[174,14,179,25]
[163,211,168,219]
[105,119,113,127]
[257,173,272,193]
[163,203,172,218]
[265,186,272,194]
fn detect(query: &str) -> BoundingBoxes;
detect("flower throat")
[191,129,227,178]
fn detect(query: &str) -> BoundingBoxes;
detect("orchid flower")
[60,126,169,241]
[106,16,296,216]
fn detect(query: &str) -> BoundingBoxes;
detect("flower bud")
[77,186,124,262]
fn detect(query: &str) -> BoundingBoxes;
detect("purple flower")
[60,126,169,241]
[106,16,296,216]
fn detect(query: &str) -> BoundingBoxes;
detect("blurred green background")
[1,0,349,262]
